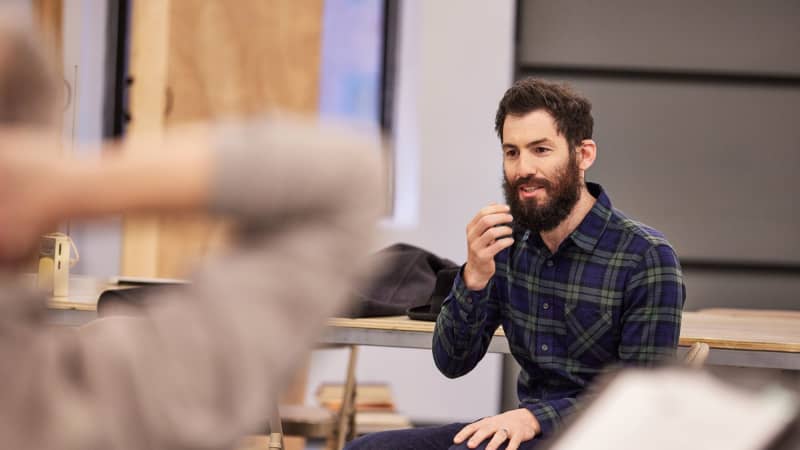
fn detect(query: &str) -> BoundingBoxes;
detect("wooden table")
[323,313,800,370]
[45,278,800,370]
[45,276,125,326]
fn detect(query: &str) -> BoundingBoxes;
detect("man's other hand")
[453,408,540,450]
[463,204,513,291]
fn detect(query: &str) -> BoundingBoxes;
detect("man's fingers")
[479,203,510,217]
[468,204,510,229]
[472,204,510,224]
[477,213,513,233]
[507,434,524,450]
[467,427,492,449]
[468,213,513,242]
[474,237,514,263]
[480,237,514,259]
[485,428,510,450]
[480,226,514,247]
[469,225,509,253]
[453,423,477,444]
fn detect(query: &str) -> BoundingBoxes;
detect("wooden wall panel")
[154,0,323,278]
[166,0,323,122]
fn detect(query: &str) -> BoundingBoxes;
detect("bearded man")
[346,78,685,450]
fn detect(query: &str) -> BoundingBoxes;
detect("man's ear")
[577,139,597,171]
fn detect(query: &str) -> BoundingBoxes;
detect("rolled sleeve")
[522,397,579,437]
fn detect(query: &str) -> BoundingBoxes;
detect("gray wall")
[517,0,800,311]
[518,0,800,75]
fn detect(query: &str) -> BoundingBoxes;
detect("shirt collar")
[568,182,613,253]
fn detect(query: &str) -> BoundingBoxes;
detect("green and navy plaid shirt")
[433,182,685,436]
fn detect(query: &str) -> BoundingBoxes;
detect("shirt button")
[542,302,550,310]
[546,260,554,267]
[541,344,549,352]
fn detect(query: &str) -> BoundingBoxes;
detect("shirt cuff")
[449,265,493,317]
[521,398,579,437]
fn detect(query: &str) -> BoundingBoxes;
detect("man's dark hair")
[494,78,593,149]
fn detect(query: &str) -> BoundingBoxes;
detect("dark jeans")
[344,422,543,450]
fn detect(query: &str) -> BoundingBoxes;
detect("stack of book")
[315,382,413,434]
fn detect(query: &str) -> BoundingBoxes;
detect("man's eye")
[535,147,550,153]
[504,149,518,157]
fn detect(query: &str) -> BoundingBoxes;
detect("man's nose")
[515,151,539,178]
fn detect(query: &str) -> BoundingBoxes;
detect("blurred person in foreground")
[0,19,382,450]
[347,79,686,450]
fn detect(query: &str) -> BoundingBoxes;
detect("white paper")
[551,369,797,450]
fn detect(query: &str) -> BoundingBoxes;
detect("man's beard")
[502,154,583,232]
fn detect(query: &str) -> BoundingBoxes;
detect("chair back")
[683,342,710,368]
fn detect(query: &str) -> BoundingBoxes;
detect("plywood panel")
[123,0,324,278]
[153,0,324,278]
[166,0,323,122]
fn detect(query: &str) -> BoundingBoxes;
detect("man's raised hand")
[463,204,513,291]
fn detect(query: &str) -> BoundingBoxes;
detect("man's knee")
[345,422,470,450]
[344,431,392,450]
[343,435,370,450]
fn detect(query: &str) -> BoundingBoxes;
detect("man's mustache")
[510,175,552,191]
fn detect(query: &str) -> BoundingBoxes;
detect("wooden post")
[121,0,171,277]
